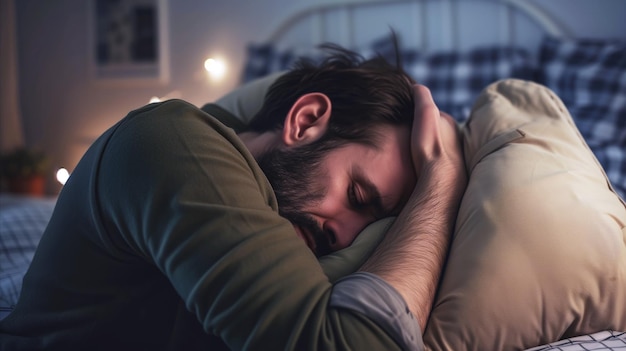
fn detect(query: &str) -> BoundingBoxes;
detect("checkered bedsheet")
[0,195,56,317]
[525,331,626,351]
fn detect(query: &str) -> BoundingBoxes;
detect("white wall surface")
[12,0,626,193]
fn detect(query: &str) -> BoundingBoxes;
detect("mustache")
[283,212,332,257]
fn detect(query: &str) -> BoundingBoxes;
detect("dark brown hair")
[245,43,415,146]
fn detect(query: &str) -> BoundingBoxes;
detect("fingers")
[413,84,439,117]
[410,85,444,169]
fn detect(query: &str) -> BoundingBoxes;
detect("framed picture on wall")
[89,0,169,84]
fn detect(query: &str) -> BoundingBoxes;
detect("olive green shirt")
[0,100,420,350]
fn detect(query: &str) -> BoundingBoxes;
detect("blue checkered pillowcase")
[403,47,536,122]
[241,35,398,83]
[540,37,626,199]
[241,40,536,124]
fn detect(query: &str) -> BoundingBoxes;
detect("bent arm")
[360,85,467,331]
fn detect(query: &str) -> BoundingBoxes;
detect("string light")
[204,58,226,79]
[56,168,70,185]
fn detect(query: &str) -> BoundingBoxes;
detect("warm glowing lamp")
[204,58,226,79]
[56,168,70,185]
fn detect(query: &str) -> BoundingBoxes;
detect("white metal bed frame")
[265,0,569,56]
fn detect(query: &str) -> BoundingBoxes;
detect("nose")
[322,213,372,252]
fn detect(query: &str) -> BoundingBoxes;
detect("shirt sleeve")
[331,272,424,351]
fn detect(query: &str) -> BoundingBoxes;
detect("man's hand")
[360,84,467,332]
[410,84,465,179]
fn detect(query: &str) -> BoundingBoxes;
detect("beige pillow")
[424,79,626,350]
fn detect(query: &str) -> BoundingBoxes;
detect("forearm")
[359,161,463,331]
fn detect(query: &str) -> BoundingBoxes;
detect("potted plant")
[0,147,51,196]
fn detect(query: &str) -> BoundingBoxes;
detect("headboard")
[264,0,569,57]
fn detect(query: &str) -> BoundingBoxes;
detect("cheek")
[311,178,347,214]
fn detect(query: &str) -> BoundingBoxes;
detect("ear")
[282,93,331,147]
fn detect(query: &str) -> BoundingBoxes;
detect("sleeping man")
[0,47,466,350]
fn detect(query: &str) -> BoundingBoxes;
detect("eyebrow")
[351,165,387,219]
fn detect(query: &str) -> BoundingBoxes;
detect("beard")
[256,140,339,257]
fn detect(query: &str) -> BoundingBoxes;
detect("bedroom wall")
[10,0,626,194]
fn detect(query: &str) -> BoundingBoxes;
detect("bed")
[1,0,625,350]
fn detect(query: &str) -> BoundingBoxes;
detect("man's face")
[257,125,416,257]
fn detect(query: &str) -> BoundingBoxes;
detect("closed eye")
[349,181,385,220]
[350,166,387,219]
[348,183,365,209]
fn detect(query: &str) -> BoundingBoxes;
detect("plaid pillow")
[403,47,536,122]
[241,43,298,83]
[241,39,536,124]
[241,34,399,83]
[540,37,626,199]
